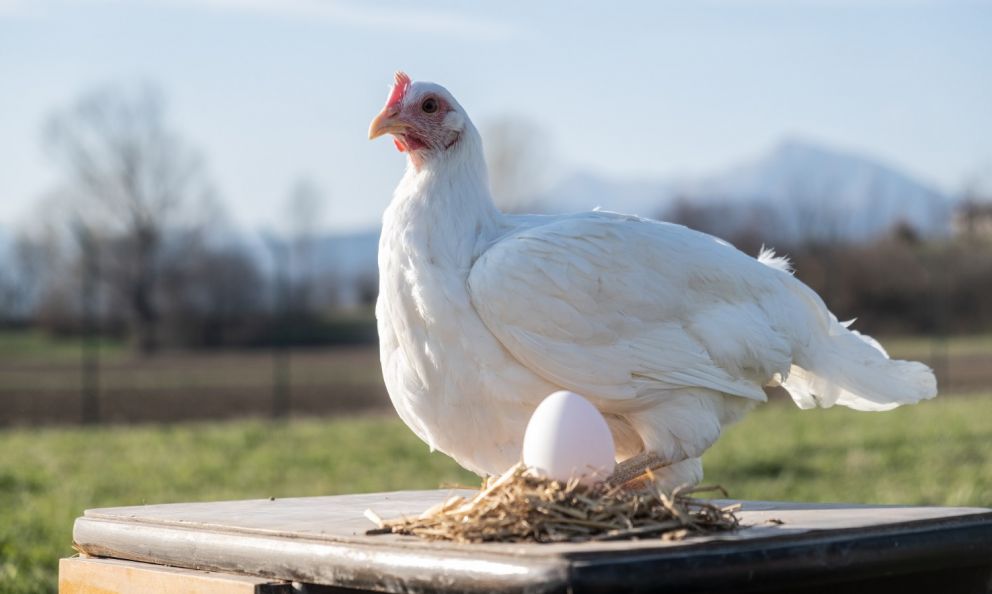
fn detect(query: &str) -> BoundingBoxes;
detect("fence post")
[76,222,101,425]
[930,245,951,390]
[270,239,291,420]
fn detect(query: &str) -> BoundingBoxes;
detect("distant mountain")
[0,225,9,264]
[246,139,959,295]
[540,139,954,243]
[539,172,673,217]
[679,139,953,241]
[0,139,962,309]
[238,228,381,306]
[313,229,380,281]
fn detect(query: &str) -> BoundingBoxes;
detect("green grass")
[0,414,477,594]
[3,397,992,594]
[707,397,992,506]
[0,330,124,362]
[2,328,989,363]
[879,333,992,359]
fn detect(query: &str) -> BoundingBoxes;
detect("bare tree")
[0,236,34,321]
[285,177,326,314]
[158,242,265,347]
[45,83,218,353]
[0,268,17,323]
[784,175,848,246]
[12,199,78,331]
[953,169,992,239]
[482,116,552,213]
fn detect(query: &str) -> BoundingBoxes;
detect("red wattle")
[394,138,406,152]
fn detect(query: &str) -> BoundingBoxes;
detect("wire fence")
[0,344,390,426]
[3,331,992,428]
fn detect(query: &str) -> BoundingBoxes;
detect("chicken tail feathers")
[782,324,937,412]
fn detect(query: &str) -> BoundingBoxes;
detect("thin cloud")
[0,0,35,16]
[699,0,987,5]
[177,0,519,41]
[0,0,521,40]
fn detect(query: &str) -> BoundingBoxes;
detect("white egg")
[522,390,616,484]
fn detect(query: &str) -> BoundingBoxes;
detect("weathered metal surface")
[71,491,992,593]
[58,556,292,593]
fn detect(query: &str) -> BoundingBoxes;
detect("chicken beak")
[368,108,408,140]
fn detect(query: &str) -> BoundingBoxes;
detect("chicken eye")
[421,97,438,114]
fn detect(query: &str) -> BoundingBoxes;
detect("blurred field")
[2,329,992,427]
[1,329,990,591]
[2,396,991,594]
[0,330,389,425]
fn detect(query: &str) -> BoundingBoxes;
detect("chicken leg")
[608,451,668,486]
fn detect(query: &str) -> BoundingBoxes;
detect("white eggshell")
[522,390,616,484]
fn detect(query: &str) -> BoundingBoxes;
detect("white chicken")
[368,72,937,490]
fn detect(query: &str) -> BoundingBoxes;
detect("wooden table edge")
[72,509,992,593]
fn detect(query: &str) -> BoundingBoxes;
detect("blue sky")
[1,0,990,233]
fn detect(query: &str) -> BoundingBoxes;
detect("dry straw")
[365,463,740,543]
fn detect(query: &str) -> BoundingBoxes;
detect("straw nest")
[364,463,741,543]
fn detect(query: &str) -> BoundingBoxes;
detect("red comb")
[386,71,411,108]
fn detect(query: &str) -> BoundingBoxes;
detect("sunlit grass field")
[2,396,991,594]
